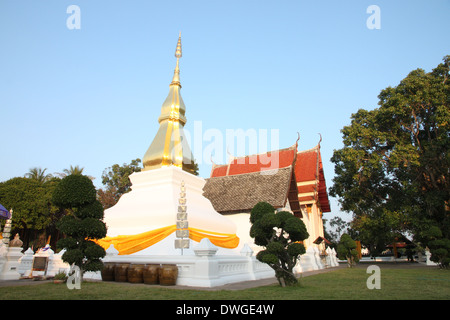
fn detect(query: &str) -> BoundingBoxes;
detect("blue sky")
[1,1,449,223]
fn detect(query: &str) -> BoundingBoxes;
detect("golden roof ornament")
[142,33,195,173]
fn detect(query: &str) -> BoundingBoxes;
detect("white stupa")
[99,34,239,256]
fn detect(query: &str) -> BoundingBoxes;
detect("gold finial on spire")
[175,31,182,58]
[171,32,182,87]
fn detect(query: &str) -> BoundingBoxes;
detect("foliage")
[24,167,52,183]
[330,55,450,254]
[184,157,200,176]
[53,271,68,281]
[0,177,63,249]
[101,158,142,195]
[249,202,308,287]
[98,158,142,209]
[326,216,350,245]
[350,210,402,257]
[62,165,84,176]
[98,158,199,209]
[53,174,106,275]
[422,226,450,268]
[52,175,97,209]
[337,234,359,267]
[57,165,94,180]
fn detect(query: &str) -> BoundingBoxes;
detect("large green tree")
[0,177,63,250]
[330,56,450,262]
[249,202,308,287]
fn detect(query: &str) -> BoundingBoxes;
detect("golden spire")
[142,33,195,173]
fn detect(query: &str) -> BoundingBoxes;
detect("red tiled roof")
[294,150,317,182]
[208,142,331,213]
[294,146,331,212]
[210,146,296,177]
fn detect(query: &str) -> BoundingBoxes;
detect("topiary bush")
[423,226,450,269]
[337,234,359,267]
[52,175,97,208]
[250,202,309,287]
[53,174,106,279]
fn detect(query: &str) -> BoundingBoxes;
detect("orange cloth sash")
[95,225,239,255]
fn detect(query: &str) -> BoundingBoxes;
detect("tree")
[62,165,84,176]
[187,158,200,176]
[337,234,359,267]
[25,167,52,183]
[327,216,350,244]
[350,210,401,257]
[97,186,120,210]
[330,55,450,255]
[98,158,199,209]
[52,174,107,277]
[0,177,63,250]
[57,165,95,181]
[249,202,309,287]
[422,226,450,269]
[98,158,142,209]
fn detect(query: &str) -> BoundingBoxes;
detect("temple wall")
[225,203,325,255]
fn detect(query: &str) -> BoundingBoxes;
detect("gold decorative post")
[142,32,195,173]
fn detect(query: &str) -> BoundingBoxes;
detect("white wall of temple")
[226,201,326,254]
[298,202,326,251]
[225,213,258,253]
[299,206,311,249]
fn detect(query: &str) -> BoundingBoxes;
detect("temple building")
[5,34,338,287]
[203,140,331,253]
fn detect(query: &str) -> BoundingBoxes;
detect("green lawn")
[1,266,449,300]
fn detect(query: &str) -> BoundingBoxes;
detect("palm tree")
[62,165,85,176]
[58,165,95,181]
[25,167,52,183]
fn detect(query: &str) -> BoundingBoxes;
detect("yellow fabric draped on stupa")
[95,225,239,255]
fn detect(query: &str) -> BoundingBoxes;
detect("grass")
[1,265,449,300]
